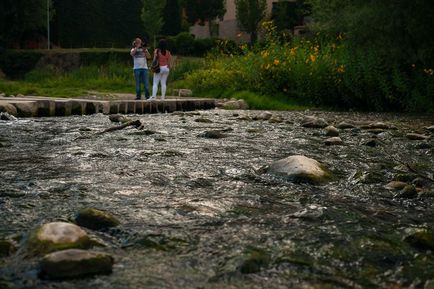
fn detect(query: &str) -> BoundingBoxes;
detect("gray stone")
[301,116,328,128]
[178,89,193,97]
[75,208,120,230]
[336,121,355,129]
[396,185,418,198]
[267,155,331,184]
[0,102,18,116]
[361,122,390,129]
[39,249,113,279]
[198,130,226,139]
[13,101,38,117]
[406,133,429,140]
[425,125,434,133]
[404,229,434,250]
[324,137,343,146]
[363,139,379,147]
[27,222,93,255]
[194,117,213,123]
[324,126,339,136]
[269,115,284,123]
[385,181,407,190]
[257,111,273,121]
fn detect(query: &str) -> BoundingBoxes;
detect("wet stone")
[385,181,408,190]
[415,142,432,149]
[267,155,331,184]
[26,222,93,255]
[405,229,434,251]
[238,248,270,274]
[363,139,380,147]
[395,185,418,198]
[407,133,430,140]
[301,116,328,128]
[109,114,130,123]
[194,117,213,123]
[324,137,343,146]
[75,208,120,230]
[362,122,390,130]
[324,125,339,136]
[425,125,434,133]
[39,249,113,280]
[0,239,17,257]
[336,121,355,129]
[198,130,227,139]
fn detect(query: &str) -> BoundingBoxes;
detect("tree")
[162,0,182,36]
[0,0,53,48]
[272,0,305,32]
[235,0,267,44]
[142,0,167,47]
[181,0,226,36]
[306,0,434,66]
[181,0,226,25]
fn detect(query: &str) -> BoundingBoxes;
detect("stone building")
[190,0,302,42]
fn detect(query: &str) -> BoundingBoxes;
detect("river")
[1,110,433,288]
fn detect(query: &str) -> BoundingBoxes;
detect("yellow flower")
[289,47,297,56]
[337,65,345,73]
[261,51,269,58]
[273,59,280,65]
[310,54,317,63]
[424,68,434,76]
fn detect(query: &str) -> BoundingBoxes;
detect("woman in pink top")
[150,39,172,100]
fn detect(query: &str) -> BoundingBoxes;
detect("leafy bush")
[182,22,434,112]
[174,32,195,56]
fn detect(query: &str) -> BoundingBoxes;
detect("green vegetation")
[180,21,434,112]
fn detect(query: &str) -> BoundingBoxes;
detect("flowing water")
[0,110,433,289]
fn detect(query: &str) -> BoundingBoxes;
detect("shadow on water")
[0,111,433,288]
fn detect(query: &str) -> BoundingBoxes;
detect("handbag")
[151,49,160,73]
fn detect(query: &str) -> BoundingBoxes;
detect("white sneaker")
[148,96,156,100]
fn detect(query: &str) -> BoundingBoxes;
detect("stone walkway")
[0,95,216,117]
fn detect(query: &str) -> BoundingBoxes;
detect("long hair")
[158,39,167,55]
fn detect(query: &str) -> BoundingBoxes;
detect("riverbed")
[1,110,434,289]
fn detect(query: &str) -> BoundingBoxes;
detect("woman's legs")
[159,66,170,99]
[152,71,162,98]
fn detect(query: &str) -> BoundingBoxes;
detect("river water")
[0,110,433,289]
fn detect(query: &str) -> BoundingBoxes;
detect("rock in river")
[406,133,429,140]
[39,249,114,280]
[324,137,343,146]
[404,229,434,251]
[267,155,331,184]
[75,208,120,230]
[27,222,93,255]
[301,116,328,128]
[324,126,339,136]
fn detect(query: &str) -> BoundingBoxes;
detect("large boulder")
[75,208,120,230]
[267,155,331,183]
[39,249,114,280]
[27,222,93,255]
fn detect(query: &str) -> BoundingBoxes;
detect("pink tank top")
[157,50,171,67]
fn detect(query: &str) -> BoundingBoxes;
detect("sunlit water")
[0,110,433,289]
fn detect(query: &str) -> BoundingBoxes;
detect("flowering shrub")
[184,22,434,112]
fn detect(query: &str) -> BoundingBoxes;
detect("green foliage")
[235,0,267,43]
[173,32,195,55]
[162,0,182,36]
[181,0,226,25]
[181,22,434,112]
[306,0,434,67]
[142,0,167,47]
[272,0,305,32]
[0,0,52,48]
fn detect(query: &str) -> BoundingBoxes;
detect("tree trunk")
[250,30,257,45]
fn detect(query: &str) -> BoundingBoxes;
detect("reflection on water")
[0,111,434,288]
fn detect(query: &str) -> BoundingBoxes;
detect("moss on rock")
[75,208,120,230]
